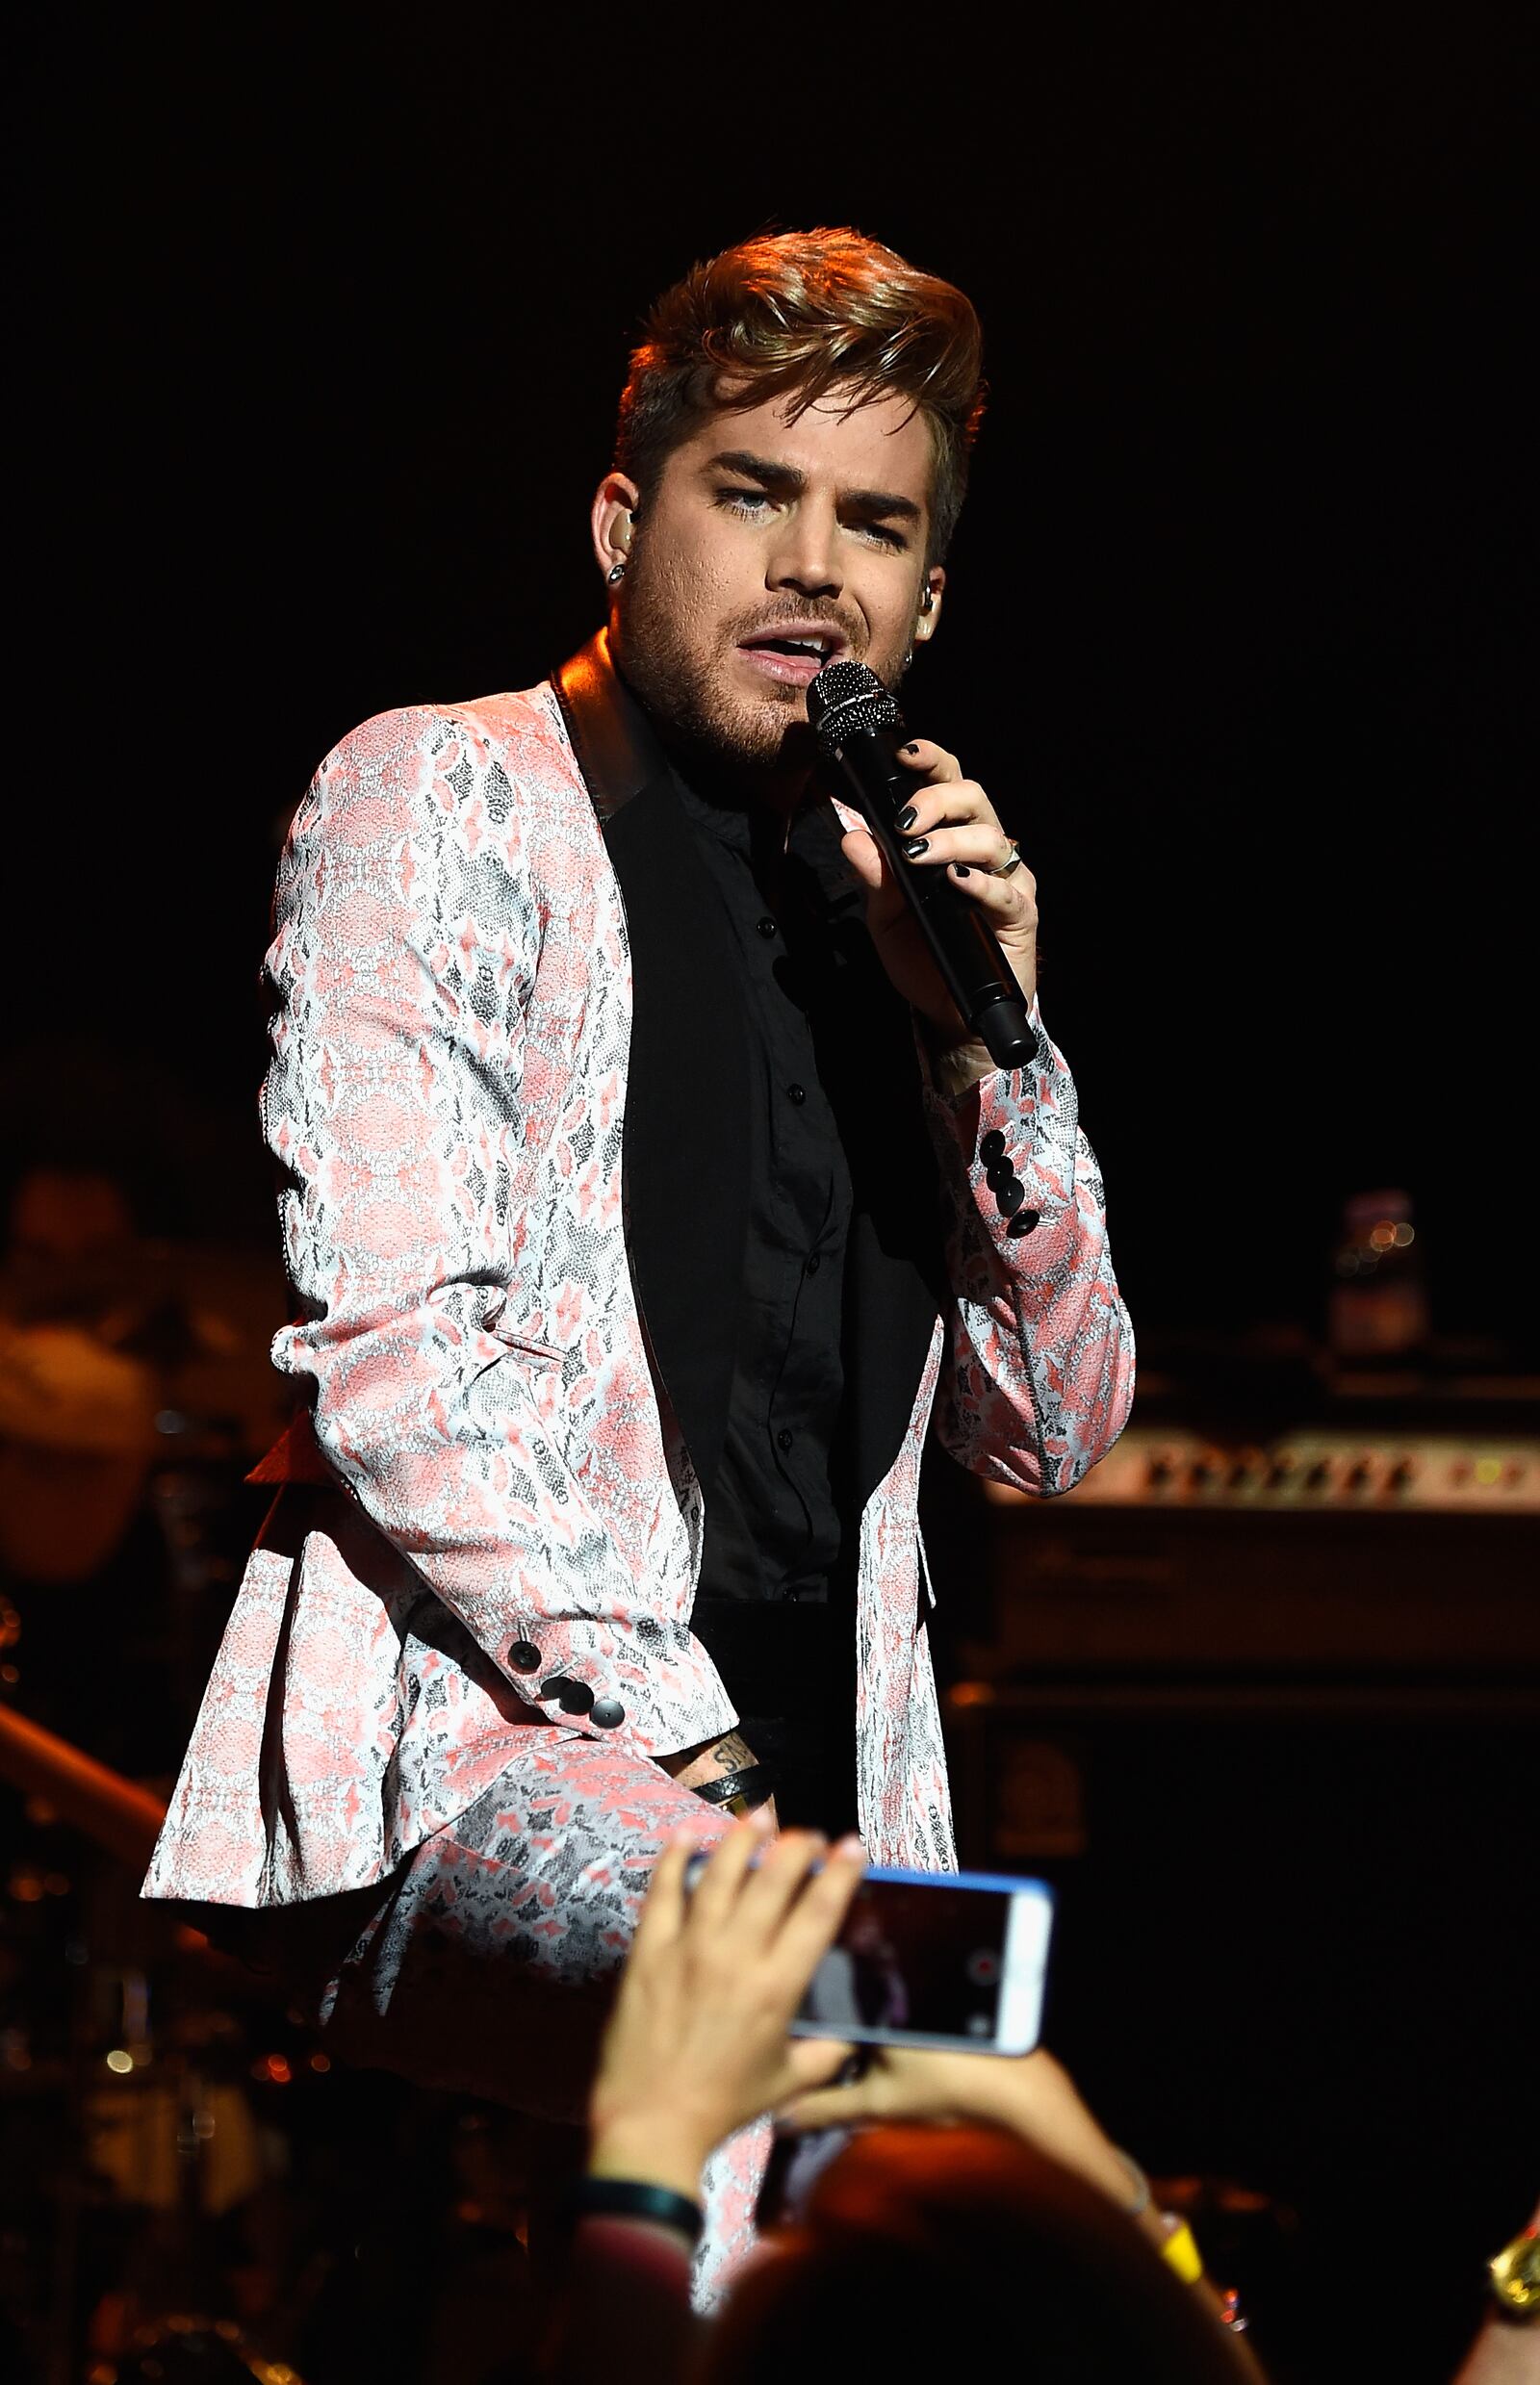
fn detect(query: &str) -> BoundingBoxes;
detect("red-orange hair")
[615,228,987,563]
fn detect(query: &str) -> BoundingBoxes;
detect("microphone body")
[807,664,1039,1072]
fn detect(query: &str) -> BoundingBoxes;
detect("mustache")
[724,601,864,653]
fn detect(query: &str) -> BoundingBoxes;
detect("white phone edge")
[994,1881,1053,2055]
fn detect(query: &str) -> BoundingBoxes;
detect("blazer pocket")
[487,1328,566,1369]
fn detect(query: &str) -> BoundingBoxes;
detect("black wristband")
[566,2175,704,2245]
[691,1762,774,1812]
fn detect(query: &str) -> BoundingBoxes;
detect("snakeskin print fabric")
[143,684,1133,1911]
[311,1731,765,2307]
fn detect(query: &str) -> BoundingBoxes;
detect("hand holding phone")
[587,1822,864,2200]
[773,2041,1146,2228]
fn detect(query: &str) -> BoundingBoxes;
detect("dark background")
[10,3,1534,1353]
[5,8,1536,2383]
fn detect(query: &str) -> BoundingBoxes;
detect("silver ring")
[988,840,1023,878]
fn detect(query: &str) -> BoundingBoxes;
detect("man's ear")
[591,472,643,581]
[912,567,946,643]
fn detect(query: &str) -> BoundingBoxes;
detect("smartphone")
[789,1865,1054,2056]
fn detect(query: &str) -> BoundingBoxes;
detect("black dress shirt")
[673,769,859,1610]
[671,769,868,1827]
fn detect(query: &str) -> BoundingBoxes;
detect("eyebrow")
[705,449,923,526]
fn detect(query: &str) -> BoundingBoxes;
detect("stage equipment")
[959,1414,1540,1687]
[0,1702,167,1869]
[936,1378,1538,2376]
[807,660,1039,1070]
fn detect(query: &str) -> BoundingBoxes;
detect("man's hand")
[659,1729,779,1827]
[839,737,1038,1046]
[587,1820,864,2198]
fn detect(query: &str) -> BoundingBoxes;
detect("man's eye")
[856,521,909,550]
[717,486,771,515]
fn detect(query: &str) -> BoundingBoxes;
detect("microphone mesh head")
[807,660,903,752]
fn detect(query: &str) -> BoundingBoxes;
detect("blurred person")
[0,1167,155,1566]
[558,1818,1264,2385]
[141,226,1134,2292]
[804,1893,910,2030]
[1452,2200,1540,2383]
[0,1163,277,1760]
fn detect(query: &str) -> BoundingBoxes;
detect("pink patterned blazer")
[142,662,1134,1910]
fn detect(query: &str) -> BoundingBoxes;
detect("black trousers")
[690,1595,858,1836]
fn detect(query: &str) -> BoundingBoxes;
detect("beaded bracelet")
[565,2175,704,2245]
[1159,2215,1206,2285]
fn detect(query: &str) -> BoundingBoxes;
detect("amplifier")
[966,1421,1540,1681]
[1021,1421,1540,1513]
[938,1397,1540,2384]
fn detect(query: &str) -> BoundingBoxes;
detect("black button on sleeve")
[1008,1208,1040,1237]
[589,1698,626,1730]
[986,1160,1013,1193]
[508,1640,542,1673]
[998,1177,1026,1216]
[756,915,779,938]
[785,1084,807,1105]
[542,1677,594,1716]
[980,1129,1007,1165]
[777,1428,794,1450]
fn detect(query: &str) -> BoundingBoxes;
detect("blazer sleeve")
[923,1005,1135,1495]
[262,703,737,1762]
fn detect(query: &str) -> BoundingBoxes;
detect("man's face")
[604,385,939,774]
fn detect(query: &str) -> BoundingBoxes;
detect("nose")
[766,497,842,602]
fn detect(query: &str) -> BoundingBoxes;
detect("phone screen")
[789,1866,1053,2053]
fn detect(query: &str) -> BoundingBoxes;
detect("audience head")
[706,2123,1254,2385]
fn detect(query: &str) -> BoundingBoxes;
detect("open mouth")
[737,628,847,686]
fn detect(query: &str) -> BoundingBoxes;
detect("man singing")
[143,226,1135,2288]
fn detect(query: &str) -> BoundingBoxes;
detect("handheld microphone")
[807,662,1039,1071]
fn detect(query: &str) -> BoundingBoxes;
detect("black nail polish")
[953,863,971,877]
[904,836,929,859]
[903,741,919,755]
[896,806,917,832]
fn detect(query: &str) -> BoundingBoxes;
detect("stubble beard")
[612,550,910,788]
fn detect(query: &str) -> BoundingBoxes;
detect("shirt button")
[998,1177,1026,1216]
[805,1254,821,1274]
[1008,1208,1041,1238]
[777,1428,794,1451]
[507,1640,542,1673]
[786,1084,807,1105]
[757,916,779,938]
[980,1129,1007,1165]
[589,1698,626,1730]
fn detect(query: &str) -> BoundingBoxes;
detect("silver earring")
[607,562,627,584]
[920,586,936,613]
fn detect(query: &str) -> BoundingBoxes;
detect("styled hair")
[615,227,986,563]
